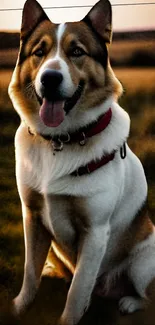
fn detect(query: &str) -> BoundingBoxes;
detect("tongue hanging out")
[39,98,65,127]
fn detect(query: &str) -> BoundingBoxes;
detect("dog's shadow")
[1,275,155,325]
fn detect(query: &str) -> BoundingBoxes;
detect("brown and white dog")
[9,0,155,324]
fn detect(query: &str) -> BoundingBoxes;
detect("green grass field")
[0,67,155,325]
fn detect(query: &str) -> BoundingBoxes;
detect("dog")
[8,0,155,324]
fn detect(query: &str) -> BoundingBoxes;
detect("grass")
[0,67,155,325]
[115,68,155,94]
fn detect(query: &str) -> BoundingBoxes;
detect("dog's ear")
[83,0,112,43]
[21,0,49,39]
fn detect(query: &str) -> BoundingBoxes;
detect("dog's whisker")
[25,81,36,99]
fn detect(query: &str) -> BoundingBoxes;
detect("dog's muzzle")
[41,69,63,100]
[37,69,85,128]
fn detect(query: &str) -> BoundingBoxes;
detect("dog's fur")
[9,0,155,324]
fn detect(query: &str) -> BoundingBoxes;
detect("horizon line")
[0,27,155,33]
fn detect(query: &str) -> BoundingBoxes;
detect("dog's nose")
[41,69,63,89]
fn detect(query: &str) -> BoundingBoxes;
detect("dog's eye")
[33,48,44,57]
[71,47,86,57]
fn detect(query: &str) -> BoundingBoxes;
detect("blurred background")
[0,0,155,324]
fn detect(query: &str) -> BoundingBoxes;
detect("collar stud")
[79,132,86,146]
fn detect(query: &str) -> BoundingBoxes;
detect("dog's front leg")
[12,189,51,317]
[60,223,110,325]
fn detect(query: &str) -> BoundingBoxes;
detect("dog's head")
[9,0,122,134]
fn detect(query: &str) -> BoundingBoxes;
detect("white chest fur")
[15,101,147,242]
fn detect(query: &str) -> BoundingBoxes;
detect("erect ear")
[21,0,49,39]
[83,0,112,43]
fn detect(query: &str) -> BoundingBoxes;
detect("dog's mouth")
[38,80,85,128]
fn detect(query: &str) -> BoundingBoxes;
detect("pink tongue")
[39,98,65,127]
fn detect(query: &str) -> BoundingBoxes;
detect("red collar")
[79,107,112,142]
[54,107,115,176]
[51,108,112,148]
[71,152,115,176]
[72,142,126,177]
[28,108,123,176]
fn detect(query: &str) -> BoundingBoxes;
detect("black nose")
[41,69,63,90]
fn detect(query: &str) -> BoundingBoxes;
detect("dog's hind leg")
[119,232,155,314]
[12,188,51,317]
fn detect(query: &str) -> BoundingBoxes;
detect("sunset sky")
[0,0,155,32]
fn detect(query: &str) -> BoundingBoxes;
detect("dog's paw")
[119,296,144,314]
[59,315,73,325]
[11,296,28,319]
[10,299,21,319]
[59,310,79,325]
[58,316,71,325]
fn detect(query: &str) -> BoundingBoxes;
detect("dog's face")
[9,0,122,133]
